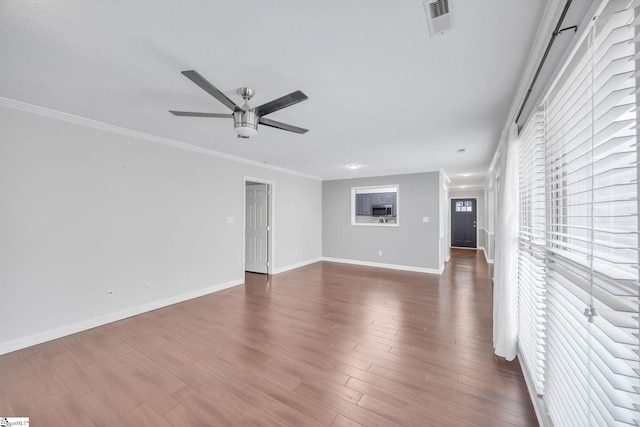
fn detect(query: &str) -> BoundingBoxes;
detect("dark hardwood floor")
[0,249,538,426]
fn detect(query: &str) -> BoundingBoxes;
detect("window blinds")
[515,0,639,425]
[518,108,547,396]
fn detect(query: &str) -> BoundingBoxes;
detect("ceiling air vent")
[429,0,449,18]
[423,0,454,37]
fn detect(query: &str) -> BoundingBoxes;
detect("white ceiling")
[0,0,547,186]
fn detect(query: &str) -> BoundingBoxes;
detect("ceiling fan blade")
[259,117,308,134]
[169,111,232,118]
[181,70,239,112]
[254,90,308,117]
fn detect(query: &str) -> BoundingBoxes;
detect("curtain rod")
[515,0,577,125]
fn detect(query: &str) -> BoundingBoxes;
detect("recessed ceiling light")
[462,173,471,177]
[347,164,361,170]
[460,185,467,188]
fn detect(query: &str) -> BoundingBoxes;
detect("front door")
[245,183,268,273]
[451,198,477,248]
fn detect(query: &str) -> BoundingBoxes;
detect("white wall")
[484,164,499,263]
[485,180,495,263]
[0,104,322,353]
[439,171,450,266]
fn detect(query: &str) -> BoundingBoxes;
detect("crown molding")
[0,97,322,181]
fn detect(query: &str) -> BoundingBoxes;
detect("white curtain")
[493,122,519,360]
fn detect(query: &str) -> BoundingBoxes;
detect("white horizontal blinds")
[544,21,592,425]
[587,1,639,424]
[541,0,640,425]
[517,107,547,396]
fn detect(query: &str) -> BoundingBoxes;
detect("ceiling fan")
[169,70,309,138]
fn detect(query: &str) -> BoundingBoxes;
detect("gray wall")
[0,104,322,352]
[322,172,441,272]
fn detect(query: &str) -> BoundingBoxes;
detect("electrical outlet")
[378,250,383,256]
[106,288,114,297]
[181,273,186,283]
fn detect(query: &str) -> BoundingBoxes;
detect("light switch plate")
[226,216,235,223]
[423,217,429,222]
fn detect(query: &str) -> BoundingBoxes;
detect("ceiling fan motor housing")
[234,109,258,137]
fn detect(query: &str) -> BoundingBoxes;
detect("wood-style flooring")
[0,249,538,426]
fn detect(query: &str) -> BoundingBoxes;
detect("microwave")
[372,204,392,216]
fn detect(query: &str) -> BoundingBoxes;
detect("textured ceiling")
[0,0,546,186]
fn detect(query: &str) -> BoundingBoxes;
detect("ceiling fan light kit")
[170,70,308,138]
[234,110,258,137]
[234,87,257,138]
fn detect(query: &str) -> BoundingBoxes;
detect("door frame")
[449,197,478,249]
[244,177,275,274]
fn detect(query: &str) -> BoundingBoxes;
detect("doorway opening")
[244,178,273,274]
[451,198,477,248]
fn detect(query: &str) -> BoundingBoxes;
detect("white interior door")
[245,183,268,273]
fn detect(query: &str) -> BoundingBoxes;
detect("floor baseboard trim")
[484,249,495,264]
[518,351,553,427]
[322,257,443,275]
[477,245,495,263]
[272,257,323,274]
[0,278,243,355]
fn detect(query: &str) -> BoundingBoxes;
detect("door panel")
[245,183,268,273]
[451,198,477,248]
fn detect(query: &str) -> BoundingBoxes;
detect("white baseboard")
[481,246,494,264]
[322,257,443,275]
[272,257,322,274]
[518,351,552,427]
[0,278,243,356]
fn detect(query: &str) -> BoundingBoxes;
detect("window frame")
[350,185,400,227]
